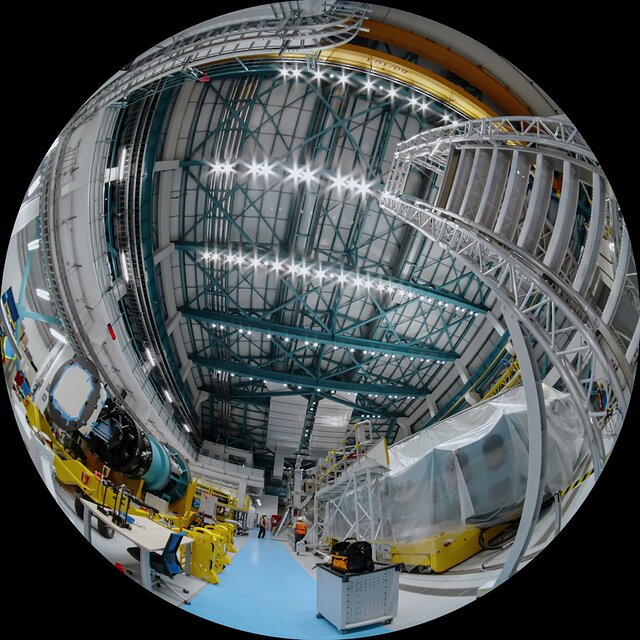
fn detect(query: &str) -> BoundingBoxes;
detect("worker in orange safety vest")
[294,516,307,549]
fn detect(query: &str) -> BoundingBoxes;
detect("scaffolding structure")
[306,421,389,562]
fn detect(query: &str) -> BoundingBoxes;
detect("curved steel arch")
[380,192,630,477]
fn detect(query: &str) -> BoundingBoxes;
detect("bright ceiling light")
[27,238,41,251]
[312,70,324,82]
[117,147,127,181]
[387,86,398,99]
[290,67,302,79]
[328,171,349,192]
[49,327,67,344]
[247,160,262,177]
[362,77,376,91]
[146,348,155,367]
[287,164,304,182]
[183,423,191,433]
[247,159,276,179]
[300,166,318,184]
[163,389,173,403]
[222,162,236,174]
[35,288,50,301]
[120,252,129,283]
[355,177,372,197]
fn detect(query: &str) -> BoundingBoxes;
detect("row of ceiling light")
[201,249,480,317]
[205,158,377,198]
[278,64,462,125]
[211,327,450,364]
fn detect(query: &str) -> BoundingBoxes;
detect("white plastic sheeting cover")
[382,384,586,544]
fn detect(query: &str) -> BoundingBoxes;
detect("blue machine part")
[49,363,95,425]
[162,443,191,503]
[142,433,172,491]
[90,419,117,444]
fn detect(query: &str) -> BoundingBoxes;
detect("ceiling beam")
[173,241,487,314]
[200,387,403,419]
[190,353,430,396]
[180,305,456,360]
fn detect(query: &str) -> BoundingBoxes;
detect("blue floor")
[187,529,391,638]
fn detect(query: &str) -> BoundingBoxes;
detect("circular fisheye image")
[3,2,634,637]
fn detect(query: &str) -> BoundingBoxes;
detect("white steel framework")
[308,421,388,561]
[394,116,601,177]
[378,193,630,477]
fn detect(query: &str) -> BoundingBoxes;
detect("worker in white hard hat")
[294,515,307,549]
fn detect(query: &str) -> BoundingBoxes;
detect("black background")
[3,2,635,637]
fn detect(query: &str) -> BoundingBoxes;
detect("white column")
[602,227,631,325]
[495,311,547,586]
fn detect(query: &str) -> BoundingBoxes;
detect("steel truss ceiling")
[143,57,495,457]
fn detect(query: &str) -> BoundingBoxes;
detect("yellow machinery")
[23,397,238,585]
[390,524,509,573]
[183,524,238,585]
[182,527,221,585]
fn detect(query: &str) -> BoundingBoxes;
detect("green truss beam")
[180,305,456,360]
[190,353,430,396]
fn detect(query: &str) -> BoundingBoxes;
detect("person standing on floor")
[258,514,267,538]
[294,516,307,552]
